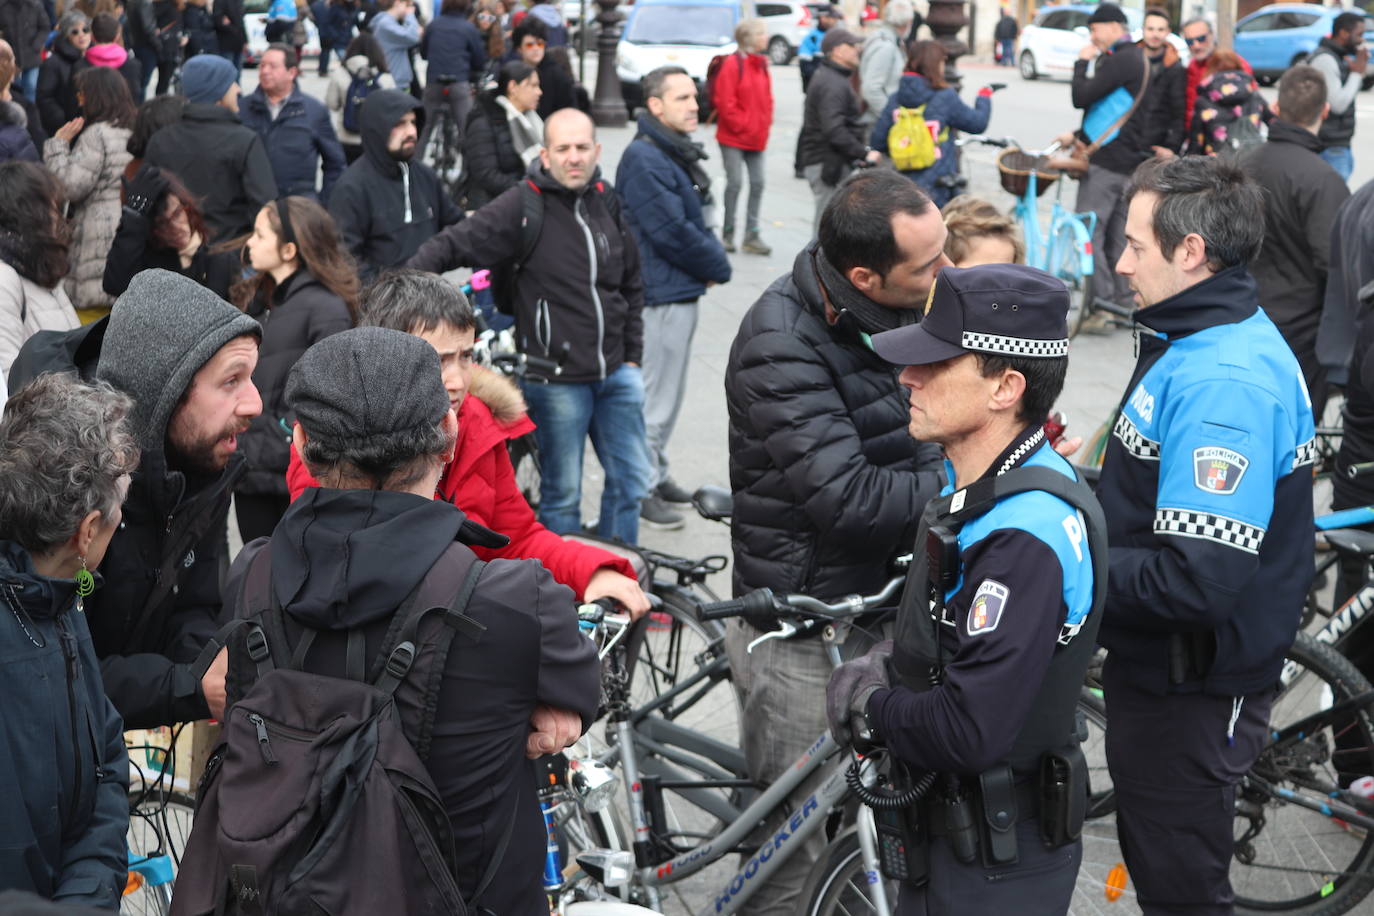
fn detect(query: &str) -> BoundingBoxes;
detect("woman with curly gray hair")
[0,372,139,909]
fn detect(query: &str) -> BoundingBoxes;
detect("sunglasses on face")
[69,26,90,33]
[522,37,546,46]
[1184,34,1210,45]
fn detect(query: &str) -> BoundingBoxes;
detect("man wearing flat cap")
[827,264,1107,914]
[798,26,881,230]
[217,327,600,915]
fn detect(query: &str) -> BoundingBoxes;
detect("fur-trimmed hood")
[468,364,527,427]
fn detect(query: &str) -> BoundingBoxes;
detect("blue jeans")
[523,363,652,544]
[18,66,38,102]
[218,49,243,78]
[998,39,1015,65]
[1321,146,1353,182]
[133,45,159,97]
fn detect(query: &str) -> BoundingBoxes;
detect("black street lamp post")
[591,0,627,127]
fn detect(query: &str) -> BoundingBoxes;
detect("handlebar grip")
[1349,462,1374,479]
[469,269,491,292]
[698,588,775,622]
[522,353,563,377]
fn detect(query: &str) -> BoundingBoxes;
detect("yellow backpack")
[887,105,944,171]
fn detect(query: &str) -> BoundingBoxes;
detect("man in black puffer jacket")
[329,89,465,279]
[798,29,880,232]
[723,171,946,914]
[459,86,525,210]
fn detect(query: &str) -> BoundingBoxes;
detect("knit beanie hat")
[98,269,262,451]
[287,327,449,447]
[181,54,238,105]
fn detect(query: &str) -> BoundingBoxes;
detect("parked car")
[243,0,321,67]
[757,0,811,65]
[616,0,746,113]
[1018,3,1187,81]
[1234,3,1374,87]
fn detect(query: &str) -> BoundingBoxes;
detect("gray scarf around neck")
[813,246,921,336]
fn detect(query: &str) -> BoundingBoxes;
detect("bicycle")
[420,76,466,199]
[122,728,196,915]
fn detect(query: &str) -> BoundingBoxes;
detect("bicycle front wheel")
[800,828,901,916]
[1049,217,1094,339]
[123,787,196,915]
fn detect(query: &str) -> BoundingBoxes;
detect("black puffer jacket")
[101,204,241,301]
[36,36,90,137]
[726,243,944,601]
[328,89,465,279]
[1071,38,1150,175]
[237,270,353,498]
[460,90,523,210]
[798,58,868,185]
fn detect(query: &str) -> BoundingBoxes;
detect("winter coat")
[12,92,46,151]
[859,24,903,124]
[799,58,868,184]
[329,90,465,278]
[714,50,772,152]
[142,102,278,242]
[869,73,990,206]
[85,43,144,103]
[1071,37,1150,175]
[534,54,576,120]
[725,242,944,601]
[239,83,347,203]
[1318,175,1374,383]
[1309,37,1358,149]
[1136,40,1186,154]
[237,270,353,499]
[221,488,600,916]
[1184,52,1250,137]
[1187,68,1267,157]
[0,0,47,71]
[324,55,395,147]
[310,0,353,46]
[0,98,38,163]
[102,207,241,302]
[213,0,247,53]
[284,371,639,597]
[993,14,1017,41]
[616,113,730,307]
[182,3,218,56]
[408,165,644,384]
[1240,119,1350,395]
[420,11,485,82]
[126,0,159,49]
[0,261,79,374]
[43,121,132,315]
[369,10,420,89]
[526,1,566,45]
[36,36,90,137]
[0,542,130,910]
[459,89,523,209]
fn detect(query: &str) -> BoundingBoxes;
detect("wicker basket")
[996,148,1060,198]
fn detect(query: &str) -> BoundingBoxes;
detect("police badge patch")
[967,580,1009,636]
[1193,446,1249,495]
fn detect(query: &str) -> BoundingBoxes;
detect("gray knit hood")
[98,269,262,451]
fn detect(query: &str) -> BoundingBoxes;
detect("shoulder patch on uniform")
[967,580,1009,636]
[1193,446,1249,495]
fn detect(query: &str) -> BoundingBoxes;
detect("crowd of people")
[0,0,1371,913]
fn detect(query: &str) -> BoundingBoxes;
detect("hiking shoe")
[722,230,736,253]
[741,233,772,256]
[656,478,693,505]
[1078,311,1115,335]
[640,495,685,530]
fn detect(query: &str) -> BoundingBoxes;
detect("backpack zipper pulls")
[248,713,278,766]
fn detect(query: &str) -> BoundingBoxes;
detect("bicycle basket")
[997,148,1060,198]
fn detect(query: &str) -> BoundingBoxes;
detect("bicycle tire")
[1050,217,1094,340]
[1231,632,1374,915]
[799,827,900,916]
[507,433,541,510]
[123,788,195,915]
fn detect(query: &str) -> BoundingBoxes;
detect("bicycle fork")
[617,717,664,912]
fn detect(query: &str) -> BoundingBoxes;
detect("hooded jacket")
[236,270,353,499]
[0,99,39,164]
[868,73,991,205]
[1187,67,1268,157]
[459,88,524,210]
[85,43,144,103]
[1241,120,1350,402]
[408,164,644,383]
[1136,39,1186,154]
[222,489,600,915]
[859,23,904,124]
[142,102,278,242]
[1097,267,1314,697]
[0,542,130,909]
[0,260,79,376]
[328,90,465,280]
[1071,37,1151,175]
[713,50,773,152]
[239,82,347,203]
[283,370,638,597]
[616,113,731,307]
[799,58,869,183]
[324,55,396,146]
[1184,51,1251,133]
[101,204,242,303]
[36,36,90,137]
[725,242,944,602]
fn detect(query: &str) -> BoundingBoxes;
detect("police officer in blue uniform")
[827,263,1108,914]
[1101,156,1314,913]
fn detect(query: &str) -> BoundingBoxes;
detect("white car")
[757,0,812,65]
[1018,4,1188,81]
[243,0,321,67]
[616,0,742,113]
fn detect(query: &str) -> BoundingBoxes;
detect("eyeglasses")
[522,37,546,47]
[1184,34,1210,45]
[69,26,90,34]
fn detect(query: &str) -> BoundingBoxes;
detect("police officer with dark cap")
[826,263,1107,914]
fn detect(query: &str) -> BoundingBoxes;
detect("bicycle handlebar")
[697,577,904,623]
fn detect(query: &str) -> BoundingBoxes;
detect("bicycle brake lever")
[746,620,798,654]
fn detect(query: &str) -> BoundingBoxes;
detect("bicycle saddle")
[1325,528,1374,559]
[692,485,733,522]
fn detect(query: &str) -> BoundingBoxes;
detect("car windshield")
[245,0,268,11]
[625,5,734,45]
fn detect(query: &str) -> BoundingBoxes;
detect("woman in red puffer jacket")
[713,18,774,256]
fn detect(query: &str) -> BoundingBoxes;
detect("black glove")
[124,165,169,218]
[826,640,893,749]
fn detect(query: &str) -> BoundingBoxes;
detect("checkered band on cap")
[1154,508,1266,555]
[960,331,1070,358]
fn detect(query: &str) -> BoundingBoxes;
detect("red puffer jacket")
[714,51,774,152]
[285,370,635,597]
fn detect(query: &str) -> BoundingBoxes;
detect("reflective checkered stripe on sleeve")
[960,332,1070,358]
[1112,412,1160,461]
[1154,508,1265,555]
[1292,437,1317,471]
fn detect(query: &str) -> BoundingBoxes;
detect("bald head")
[540,108,600,191]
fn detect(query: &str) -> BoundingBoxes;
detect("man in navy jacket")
[239,43,347,204]
[616,66,731,529]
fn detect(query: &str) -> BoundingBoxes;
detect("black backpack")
[170,543,510,916]
[343,69,382,135]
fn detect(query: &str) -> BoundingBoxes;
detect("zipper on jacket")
[572,195,607,380]
[57,613,85,834]
[401,162,413,223]
[247,712,279,766]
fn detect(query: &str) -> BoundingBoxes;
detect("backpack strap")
[191,545,281,684]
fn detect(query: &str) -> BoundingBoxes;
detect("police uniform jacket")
[1097,266,1315,698]
[876,426,1098,776]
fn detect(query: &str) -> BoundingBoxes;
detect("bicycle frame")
[1015,170,1096,285]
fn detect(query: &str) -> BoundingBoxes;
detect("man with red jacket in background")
[714,19,775,257]
[1180,17,1251,145]
[286,270,651,623]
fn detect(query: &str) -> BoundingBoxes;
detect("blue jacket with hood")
[869,73,990,206]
